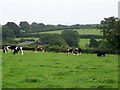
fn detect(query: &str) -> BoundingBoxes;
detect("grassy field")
[76,29,102,35]
[2,51,118,88]
[79,39,102,47]
[31,29,102,35]
[14,37,39,41]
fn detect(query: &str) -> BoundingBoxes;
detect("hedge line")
[1,45,118,54]
[20,33,103,39]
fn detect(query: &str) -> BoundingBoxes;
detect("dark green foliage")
[44,45,68,52]
[5,22,20,37]
[61,30,79,47]
[98,17,120,51]
[40,34,67,46]
[2,25,15,43]
[19,21,31,32]
[89,38,99,47]
[31,22,45,31]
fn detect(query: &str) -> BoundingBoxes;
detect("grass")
[79,39,102,47]
[30,29,102,35]
[75,29,102,35]
[14,37,39,41]
[2,51,118,88]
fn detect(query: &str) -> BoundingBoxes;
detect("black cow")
[73,48,82,55]
[97,51,105,57]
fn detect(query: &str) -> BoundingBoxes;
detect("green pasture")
[14,37,39,41]
[31,29,102,35]
[79,39,102,47]
[76,29,102,35]
[2,51,118,88]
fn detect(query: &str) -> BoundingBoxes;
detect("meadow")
[2,51,118,88]
[31,29,102,35]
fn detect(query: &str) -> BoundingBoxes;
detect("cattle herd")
[2,45,106,57]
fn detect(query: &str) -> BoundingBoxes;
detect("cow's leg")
[80,52,82,55]
[3,49,5,53]
[21,50,23,55]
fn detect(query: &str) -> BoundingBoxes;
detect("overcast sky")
[0,0,119,25]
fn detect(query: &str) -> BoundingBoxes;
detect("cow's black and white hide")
[3,46,23,55]
[97,51,105,57]
[13,47,23,55]
[3,46,16,53]
[36,46,44,52]
[67,48,73,54]
[73,48,82,55]
[67,48,82,55]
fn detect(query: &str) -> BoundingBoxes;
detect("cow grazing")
[97,51,105,57]
[67,48,82,55]
[73,48,82,55]
[36,46,44,52]
[3,46,16,53]
[3,45,23,55]
[67,48,73,54]
[13,47,23,55]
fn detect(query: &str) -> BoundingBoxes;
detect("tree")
[31,22,39,31]
[61,30,79,47]
[19,21,30,32]
[38,23,45,29]
[6,22,20,37]
[40,34,67,46]
[2,25,15,43]
[89,38,99,47]
[98,16,120,50]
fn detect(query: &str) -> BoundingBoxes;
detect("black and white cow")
[97,51,105,57]
[3,46,16,53]
[67,48,82,55]
[36,46,44,52]
[3,46,23,55]
[67,48,73,54]
[73,48,82,55]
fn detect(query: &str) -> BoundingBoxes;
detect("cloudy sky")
[1,0,119,25]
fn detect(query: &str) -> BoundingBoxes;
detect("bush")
[89,38,99,47]
[40,34,67,46]
[44,44,68,53]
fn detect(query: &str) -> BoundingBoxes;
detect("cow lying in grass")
[3,46,23,55]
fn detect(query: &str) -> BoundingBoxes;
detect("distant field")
[79,39,102,47]
[15,29,102,44]
[31,29,102,35]
[75,29,102,35]
[14,37,39,41]
[2,52,118,88]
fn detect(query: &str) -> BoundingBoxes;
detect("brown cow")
[35,45,44,52]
